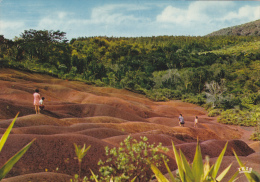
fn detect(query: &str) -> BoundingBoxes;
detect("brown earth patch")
[0,68,257,181]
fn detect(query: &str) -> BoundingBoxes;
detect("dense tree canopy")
[1,30,260,117]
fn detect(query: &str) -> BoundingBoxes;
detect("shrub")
[208,109,222,117]
[98,136,169,182]
[181,93,206,106]
[218,107,260,126]
[250,122,260,141]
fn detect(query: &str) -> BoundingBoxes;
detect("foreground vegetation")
[0,113,35,180]
[71,137,260,182]
[1,30,260,128]
[152,141,260,182]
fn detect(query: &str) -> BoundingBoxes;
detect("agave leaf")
[212,142,228,179]
[192,140,203,182]
[228,170,239,182]
[90,169,99,182]
[216,163,232,181]
[179,150,194,181]
[203,162,214,180]
[131,176,137,182]
[172,141,185,182]
[0,113,19,152]
[232,149,252,180]
[163,158,176,182]
[0,138,35,180]
[249,170,260,182]
[151,163,169,182]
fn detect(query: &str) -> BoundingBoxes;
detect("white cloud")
[35,4,151,38]
[156,1,235,25]
[90,4,146,24]
[0,20,25,37]
[221,5,260,21]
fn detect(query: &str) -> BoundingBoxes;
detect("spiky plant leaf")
[172,141,185,182]
[216,163,232,181]
[191,140,203,182]
[151,163,169,182]
[233,149,252,180]
[0,138,35,180]
[212,142,228,179]
[0,113,19,152]
[163,158,176,182]
[90,169,99,182]
[130,176,137,182]
[179,150,194,181]
[228,170,239,182]
[203,156,214,181]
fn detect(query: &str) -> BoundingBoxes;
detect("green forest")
[0,29,260,130]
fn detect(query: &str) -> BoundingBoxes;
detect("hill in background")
[207,19,260,36]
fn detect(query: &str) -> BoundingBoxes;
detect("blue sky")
[0,0,259,40]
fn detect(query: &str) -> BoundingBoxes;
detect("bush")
[250,122,260,141]
[208,109,222,117]
[146,89,182,101]
[98,136,168,182]
[181,93,206,106]
[218,107,260,126]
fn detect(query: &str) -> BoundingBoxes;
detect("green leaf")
[233,149,252,180]
[249,170,260,182]
[0,113,19,152]
[172,141,185,182]
[90,169,99,182]
[0,138,35,180]
[216,163,232,181]
[151,163,169,182]
[212,142,228,179]
[163,158,176,182]
[179,150,194,181]
[228,170,239,182]
[192,140,203,182]
[130,176,137,182]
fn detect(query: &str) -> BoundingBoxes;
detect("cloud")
[156,1,235,25]
[0,20,25,37]
[221,5,260,21]
[90,4,148,24]
[155,1,260,35]
[35,4,152,38]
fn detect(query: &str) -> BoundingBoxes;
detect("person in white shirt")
[39,97,45,110]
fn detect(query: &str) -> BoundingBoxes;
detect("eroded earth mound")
[0,69,258,182]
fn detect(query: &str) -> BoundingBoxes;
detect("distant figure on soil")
[33,89,41,114]
[179,114,185,127]
[39,97,45,111]
[194,116,198,128]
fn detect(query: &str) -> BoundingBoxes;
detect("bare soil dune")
[0,68,258,182]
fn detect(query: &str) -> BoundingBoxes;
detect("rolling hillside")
[0,68,258,182]
[207,19,260,36]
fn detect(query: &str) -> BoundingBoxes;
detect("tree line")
[1,30,260,125]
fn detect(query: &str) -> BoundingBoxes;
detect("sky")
[0,0,259,40]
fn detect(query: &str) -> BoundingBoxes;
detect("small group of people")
[178,114,199,127]
[33,89,45,114]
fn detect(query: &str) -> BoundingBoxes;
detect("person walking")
[194,116,198,128]
[179,114,185,127]
[33,89,41,114]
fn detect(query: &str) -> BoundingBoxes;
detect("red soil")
[0,68,258,182]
